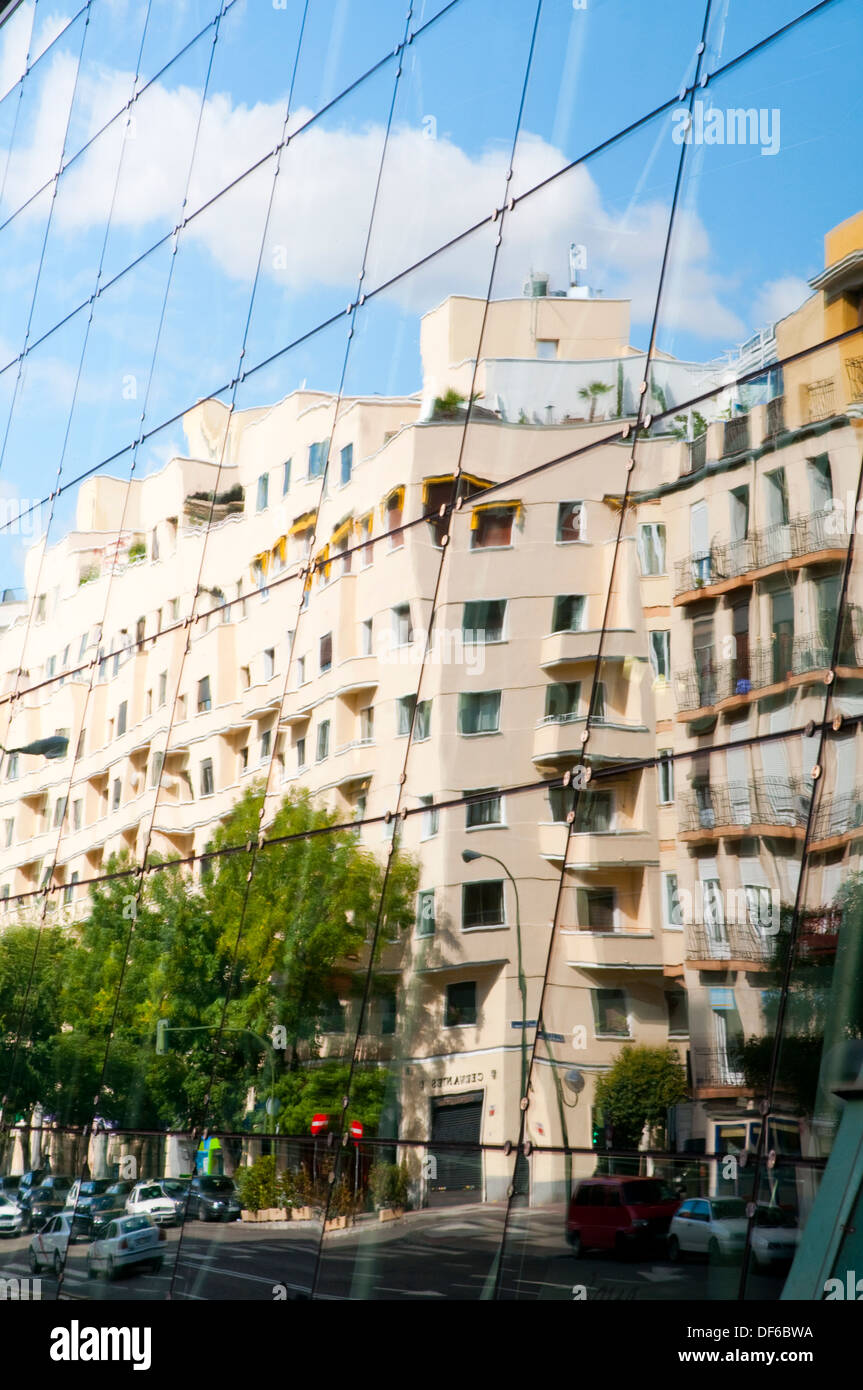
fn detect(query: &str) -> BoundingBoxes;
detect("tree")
[594,1045,687,1149]
[578,381,613,421]
[0,925,72,1117]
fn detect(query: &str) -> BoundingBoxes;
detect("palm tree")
[578,381,613,421]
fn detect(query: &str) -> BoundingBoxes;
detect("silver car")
[87,1214,163,1280]
[0,1194,24,1237]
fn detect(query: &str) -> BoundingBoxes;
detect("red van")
[566,1176,681,1257]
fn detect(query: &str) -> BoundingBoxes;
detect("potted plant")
[369,1161,409,1222]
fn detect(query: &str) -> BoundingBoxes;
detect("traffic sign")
[310,1113,329,1136]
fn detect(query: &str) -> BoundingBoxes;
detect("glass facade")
[0,0,861,1313]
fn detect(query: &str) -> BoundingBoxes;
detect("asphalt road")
[0,1205,789,1301]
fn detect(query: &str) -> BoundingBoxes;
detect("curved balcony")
[533,715,653,768]
[686,922,773,971]
[679,779,810,844]
[674,511,849,605]
[675,631,845,718]
[564,829,658,870]
[563,928,663,973]
[809,788,863,851]
[691,1046,753,1099]
[539,628,635,671]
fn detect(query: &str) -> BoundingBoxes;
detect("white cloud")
[0,0,33,102]
[753,276,811,329]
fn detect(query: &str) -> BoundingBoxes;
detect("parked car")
[188,1175,241,1222]
[65,1178,113,1215]
[0,1176,20,1201]
[125,1182,178,1226]
[87,1192,129,1238]
[29,1212,91,1275]
[668,1196,749,1261]
[0,1193,25,1237]
[750,1205,800,1269]
[567,1176,681,1256]
[86,1215,165,1280]
[20,1176,73,1232]
[156,1179,190,1222]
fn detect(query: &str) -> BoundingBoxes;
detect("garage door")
[429,1092,483,1192]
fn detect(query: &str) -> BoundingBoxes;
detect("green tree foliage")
[594,1045,688,1148]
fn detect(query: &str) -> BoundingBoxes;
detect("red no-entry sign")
[310,1113,329,1136]
[349,1120,363,1140]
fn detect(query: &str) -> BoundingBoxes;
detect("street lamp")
[1,736,69,760]
[461,848,528,1099]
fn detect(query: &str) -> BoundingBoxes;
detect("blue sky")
[0,0,860,589]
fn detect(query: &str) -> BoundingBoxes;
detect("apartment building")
[1,211,861,1204]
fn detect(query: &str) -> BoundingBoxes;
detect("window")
[308,441,327,477]
[417,889,435,937]
[145,689,153,717]
[581,888,616,930]
[649,630,670,682]
[296,738,306,769]
[296,656,306,686]
[53,796,66,828]
[414,700,431,741]
[361,618,373,655]
[320,994,346,1034]
[135,616,145,645]
[353,790,367,820]
[46,654,56,678]
[78,632,89,659]
[360,706,374,742]
[472,506,515,548]
[545,681,579,721]
[117,701,127,736]
[260,729,271,761]
[386,489,403,548]
[72,801,82,832]
[319,634,332,673]
[458,691,501,735]
[35,594,46,622]
[158,672,167,707]
[464,789,502,828]
[76,728,86,758]
[557,501,584,543]
[392,604,412,646]
[420,795,439,838]
[200,759,214,796]
[658,751,674,804]
[340,443,353,486]
[1,885,9,909]
[573,789,613,833]
[536,338,558,359]
[197,676,212,713]
[378,987,397,1036]
[666,987,689,1037]
[462,880,504,928]
[264,648,275,681]
[316,721,330,761]
[282,459,291,495]
[552,595,586,633]
[177,694,187,720]
[397,695,416,736]
[111,778,121,812]
[6,754,18,781]
[240,746,249,772]
[150,752,163,787]
[445,980,477,1027]
[548,785,570,821]
[593,988,630,1037]
[63,871,79,906]
[360,514,374,567]
[663,873,682,927]
[589,682,607,721]
[256,473,269,511]
[638,523,667,575]
[463,599,506,643]
[171,598,180,620]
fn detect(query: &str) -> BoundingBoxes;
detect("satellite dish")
[564,1068,585,1097]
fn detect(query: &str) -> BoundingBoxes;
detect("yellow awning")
[272,535,287,564]
[469,499,523,529]
[379,484,405,519]
[422,473,492,505]
[249,549,271,580]
[289,510,317,536]
[354,511,373,536]
[314,543,331,580]
[331,515,353,548]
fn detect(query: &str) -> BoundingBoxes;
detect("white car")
[86,1214,164,1280]
[29,1212,90,1274]
[749,1205,800,1269]
[0,1194,24,1237]
[125,1182,178,1226]
[668,1196,749,1261]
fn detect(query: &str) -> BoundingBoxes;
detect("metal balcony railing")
[766,395,785,436]
[806,377,836,422]
[673,512,848,597]
[845,356,863,401]
[686,432,707,473]
[675,631,845,711]
[686,923,774,968]
[811,788,863,841]
[796,907,841,957]
[691,1046,747,1088]
[722,414,751,457]
[679,778,810,835]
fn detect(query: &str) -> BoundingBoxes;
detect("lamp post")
[461,848,528,1100]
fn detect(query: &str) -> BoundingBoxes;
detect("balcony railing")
[673,510,847,597]
[685,432,707,474]
[766,394,785,436]
[796,907,841,958]
[811,788,863,841]
[806,377,836,422]
[686,923,774,968]
[679,778,810,835]
[691,1046,746,1089]
[845,356,863,401]
[675,630,844,711]
[722,414,751,457]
